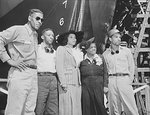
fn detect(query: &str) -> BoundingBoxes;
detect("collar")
[41,42,46,49]
[84,54,99,62]
[25,23,37,36]
[41,42,53,49]
[65,45,73,49]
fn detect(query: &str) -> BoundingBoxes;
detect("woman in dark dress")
[79,37,109,115]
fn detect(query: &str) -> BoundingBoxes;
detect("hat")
[108,29,120,37]
[80,37,95,50]
[56,30,84,46]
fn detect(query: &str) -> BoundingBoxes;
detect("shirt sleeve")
[127,48,135,82]
[0,26,19,62]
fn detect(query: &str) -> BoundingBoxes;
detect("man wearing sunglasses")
[0,9,44,115]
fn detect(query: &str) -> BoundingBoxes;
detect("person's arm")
[0,26,19,62]
[0,26,27,71]
[56,46,66,85]
[100,55,109,93]
[56,46,69,91]
[0,36,11,62]
[0,40,11,62]
[127,48,135,82]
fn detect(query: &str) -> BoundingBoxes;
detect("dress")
[56,46,82,115]
[79,54,108,115]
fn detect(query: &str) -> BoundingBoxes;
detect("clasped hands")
[60,84,68,92]
[104,87,109,93]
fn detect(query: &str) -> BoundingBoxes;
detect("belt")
[109,73,129,76]
[38,72,56,76]
[26,64,37,69]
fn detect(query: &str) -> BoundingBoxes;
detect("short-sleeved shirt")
[37,43,56,73]
[0,24,38,65]
[103,46,135,80]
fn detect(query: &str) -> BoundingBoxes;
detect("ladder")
[131,0,150,115]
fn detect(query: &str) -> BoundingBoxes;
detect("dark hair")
[57,30,84,46]
[62,34,70,46]
[62,33,77,46]
[29,9,43,16]
[41,28,53,35]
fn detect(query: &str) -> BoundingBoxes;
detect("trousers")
[108,75,139,115]
[35,73,58,115]
[5,67,38,115]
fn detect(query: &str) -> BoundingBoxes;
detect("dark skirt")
[81,76,108,115]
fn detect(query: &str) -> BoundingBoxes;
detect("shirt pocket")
[117,57,128,68]
[15,40,32,52]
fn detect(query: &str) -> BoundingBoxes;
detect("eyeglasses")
[35,17,44,22]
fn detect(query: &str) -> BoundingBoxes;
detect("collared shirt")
[37,43,56,73]
[84,54,101,63]
[103,46,135,80]
[0,24,38,65]
[84,54,93,63]
[72,48,83,67]
[84,54,102,66]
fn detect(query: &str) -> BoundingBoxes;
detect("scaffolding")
[131,0,150,115]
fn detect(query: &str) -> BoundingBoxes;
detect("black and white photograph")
[0,0,150,115]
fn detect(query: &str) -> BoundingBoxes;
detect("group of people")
[0,8,139,115]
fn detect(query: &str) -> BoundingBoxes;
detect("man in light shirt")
[0,9,44,115]
[35,28,58,115]
[103,29,139,115]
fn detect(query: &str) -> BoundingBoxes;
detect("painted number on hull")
[59,18,64,26]
[59,0,67,26]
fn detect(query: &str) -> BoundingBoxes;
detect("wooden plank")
[137,0,147,2]
[145,86,150,115]
[143,34,149,37]
[139,48,150,52]
[138,68,150,72]
[132,83,147,85]
[0,78,7,82]
[131,14,150,18]
[145,25,150,28]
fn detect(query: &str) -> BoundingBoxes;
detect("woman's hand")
[61,84,68,92]
[104,87,109,93]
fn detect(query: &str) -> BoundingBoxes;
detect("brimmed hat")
[108,29,121,37]
[56,30,84,46]
[80,37,95,50]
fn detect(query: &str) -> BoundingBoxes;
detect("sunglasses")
[35,17,44,22]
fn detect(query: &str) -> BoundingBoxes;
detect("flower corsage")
[93,54,102,66]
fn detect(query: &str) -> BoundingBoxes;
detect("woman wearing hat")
[79,37,109,115]
[56,30,84,115]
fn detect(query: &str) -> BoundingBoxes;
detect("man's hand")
[7,59,27,72]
